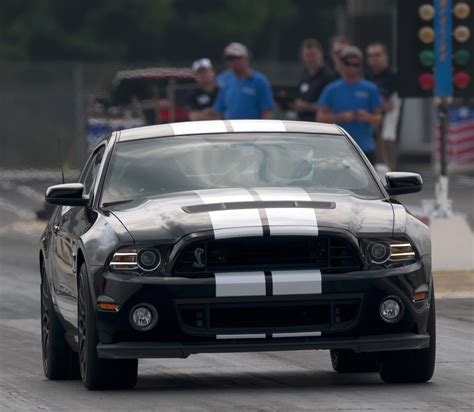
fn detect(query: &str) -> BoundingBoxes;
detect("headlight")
[363,239,416,268]
[137,249,161,272]
[110,247,164,275]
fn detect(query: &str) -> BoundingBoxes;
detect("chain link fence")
[0,61,304,171]
[0,60,432,171]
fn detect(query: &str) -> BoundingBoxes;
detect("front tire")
[379,291,436,383]
[41,261,80,380]
[78,264,137,390]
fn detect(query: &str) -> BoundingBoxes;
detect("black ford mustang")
[40,120,434,389]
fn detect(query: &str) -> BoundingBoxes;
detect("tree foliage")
[0,0,345,62]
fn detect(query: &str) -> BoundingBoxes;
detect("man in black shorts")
[187,58,218,121]
[294,38,336,122]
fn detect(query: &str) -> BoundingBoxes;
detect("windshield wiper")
[102,199,134,208]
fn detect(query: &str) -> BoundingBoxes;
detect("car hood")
[109,188,397,243]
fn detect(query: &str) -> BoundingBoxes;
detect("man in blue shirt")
[214,42,274,119]
[317,46,383,164]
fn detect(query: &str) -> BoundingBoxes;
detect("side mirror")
[45,183,89,206]
[385,172,423,196]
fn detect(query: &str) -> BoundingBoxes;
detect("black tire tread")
[41,263,80,380]
[78,265,137,390]
[379,291,436,383]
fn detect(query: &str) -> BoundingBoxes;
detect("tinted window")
[82,147,105,194]
[101,133,381,204]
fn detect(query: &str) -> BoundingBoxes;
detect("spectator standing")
[294,38,337,122]
[216,68,233,89]
[328,36,351,77]
[187,58,218,121]
[317,46,383,164]
[213,42,274,119]
[366,42,401,170]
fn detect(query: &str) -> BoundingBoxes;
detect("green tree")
[0,0,345,62]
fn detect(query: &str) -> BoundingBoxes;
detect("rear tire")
[41,261,80,380]
[330,349,380,373]
[379,291,436,383]
[78,264,137,390]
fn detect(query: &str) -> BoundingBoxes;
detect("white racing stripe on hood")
[265,208,318,236]
[197,189,263,239]
[197,188,254,203]
[230,120,286,132]
[272,270,322,295]
[215,271,266,297]
[255,188,318,235]
[170,120,227,135]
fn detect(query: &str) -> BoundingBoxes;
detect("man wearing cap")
[328,36,352,77]
[187,58,218,121]
[317,46,383,164]
[213,42,274,120]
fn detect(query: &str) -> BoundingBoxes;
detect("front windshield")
[101,133,382,204]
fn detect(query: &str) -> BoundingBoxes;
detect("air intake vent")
[173,236,360,275]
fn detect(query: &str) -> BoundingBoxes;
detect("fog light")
[379,297,403,323]
[130,304,157,331]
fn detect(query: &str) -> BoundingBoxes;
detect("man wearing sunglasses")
[317,46,383,164]
[213,42,274,120]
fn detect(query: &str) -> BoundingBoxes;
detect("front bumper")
[90,259,432,358]
[97,332,430,359]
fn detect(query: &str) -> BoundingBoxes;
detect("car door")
[52,145,106,326]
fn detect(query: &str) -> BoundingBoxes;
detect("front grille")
[177,297,362,335]
[173,236,361,275]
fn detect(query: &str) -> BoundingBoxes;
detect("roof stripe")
[230,119,286,132]
[171,120,227,135]
[118,120,341,142]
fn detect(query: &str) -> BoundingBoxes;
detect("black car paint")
[39,127,432,357]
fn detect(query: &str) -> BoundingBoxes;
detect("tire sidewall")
[78,264,100,387]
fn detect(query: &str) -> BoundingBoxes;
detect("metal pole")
[434,97,451,218]
[439,100,448,177]
[432,0,453,219]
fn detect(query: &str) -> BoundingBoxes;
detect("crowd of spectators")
[187,37,399,168]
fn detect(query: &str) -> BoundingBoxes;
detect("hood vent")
[183,200,335,214]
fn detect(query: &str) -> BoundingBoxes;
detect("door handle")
[53,225,60,234]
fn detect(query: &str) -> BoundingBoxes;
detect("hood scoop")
[182,200,336,214]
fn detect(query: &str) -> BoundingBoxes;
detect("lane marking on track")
[0,197,36,220]
[0,169,80,181]
[17,185,45,203]
[0,221,46,237]
[0,319,41,336]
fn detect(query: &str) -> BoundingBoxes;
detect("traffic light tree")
[397,0,473,98]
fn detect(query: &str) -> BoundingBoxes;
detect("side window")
[82,147,105,194]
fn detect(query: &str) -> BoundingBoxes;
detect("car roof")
[117,120,343,142]
[113,67,195,84]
